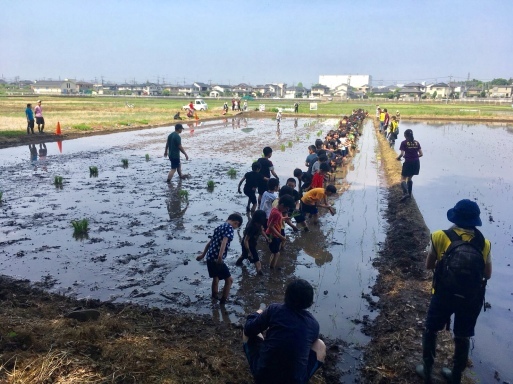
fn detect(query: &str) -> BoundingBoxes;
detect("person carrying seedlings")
[276,110,282,126]
[25,103,35,134]
[396,128,423,202]
[236,210,269,275]
[295,185,337,232]
[243,279,326,384]
[266,195,295,269]
[260,178,280,220]
[416,199,492,384]
[196,213,243,305]
[238,162,268,213]
[257,147,279,207]
[164,124,189,183]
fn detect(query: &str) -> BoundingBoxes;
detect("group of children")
[197,109,367,304]
[376,105,401,147]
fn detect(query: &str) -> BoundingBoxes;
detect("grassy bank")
[1,96,512,138]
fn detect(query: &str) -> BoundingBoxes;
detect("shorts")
[295,202,318,223]
[268,236,282,254]
[241,244,259,263]
[206,260,231,280]
[169,157,180,170]
[36,116,45,125]
[243,337,323,382]
[27,120,35,129]
[425,293,482,338]
[401,159,420,177]
[244,187,257,205]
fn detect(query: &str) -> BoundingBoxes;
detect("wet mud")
[0,116,385,382]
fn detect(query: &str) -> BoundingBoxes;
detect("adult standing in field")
[25,103,35,134]
[34,100,45,133]
[164,124,189,183]
[376,105,380,121]
[416,199,492,384]
[396,128,422,202]
[243,279,326,384]
[294,102,299,113]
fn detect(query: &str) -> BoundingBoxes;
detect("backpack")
[434,229,486,300]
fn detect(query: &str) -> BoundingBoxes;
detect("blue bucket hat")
[447,199,482,227]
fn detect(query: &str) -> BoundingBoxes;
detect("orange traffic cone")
[194,112,199,120]
[56,122,62,135]
[57,140,63,153]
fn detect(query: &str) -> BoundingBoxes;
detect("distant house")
[397,82,425,98]
[332,83,350,98]
[425,83,451,98]
[76,81,94,94]
[162,84,181,96]
[284,86,308,99]
[194,82,210,94]
[211,84,233,95]
[179,85,196,97]
[253,84,277,98]
[310,84,330,98]
[489,85,513,98]
[232,83,253,97]
[32,79,78,95]
[370,87,391,96]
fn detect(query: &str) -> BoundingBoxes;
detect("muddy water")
[0,118,385,366]
[399,121,513,383]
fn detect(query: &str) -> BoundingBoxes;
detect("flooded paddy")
[0,117,385,377]
[400,121,513,383]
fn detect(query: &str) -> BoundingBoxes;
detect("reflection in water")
[294,118,298,129]
[29,144,37,162]
[166,181,188,230]
[211,304,231,325]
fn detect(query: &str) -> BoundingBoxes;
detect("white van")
[183,99,208,111]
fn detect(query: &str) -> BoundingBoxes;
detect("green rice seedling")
[227,168,237,178]
[71,219,89,234]
[280,144,286,151]
[288,141,293,148]
[122,159,129,167]
[0,191,3,202]
[317,130,323,137]
[179,189,189,201]
[54,176,63,186]
[89,166,98,177]
[296,136,300,141]
[306,134,310,140]
[207,180,215,190]
[145,154,150,161]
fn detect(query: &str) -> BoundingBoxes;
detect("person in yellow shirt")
[379,109,386,132]
[416,199,492,384]
[387,116,399,147]
[294,185,337,231]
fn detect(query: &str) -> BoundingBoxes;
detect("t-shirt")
[243,221,262,247]
[167,132,182,159]
[305,153,318,173]
[301,188,326,206]
[399,140,421,162]
[379,112,385,122]
[257,158,274,179]
[266,207,283,235]
[390,121,399,133]
[205,223,234,261]
[244,171,264,191]
[244,303,320,384]
[299,172,312,195]
[260,191,277,218]
[35,105,43,118]
[311,172,324,189]
[430,226,492,264]
[25,108,34,120]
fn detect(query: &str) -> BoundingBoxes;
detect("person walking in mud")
[396,128,422,202]
[243,279,326,383]
[164,124,189,183]
[34,100,45,133]
[25,103,35,134]
[416,199,492,384]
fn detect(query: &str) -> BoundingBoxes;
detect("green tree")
[490,78,508,86]
[432,91,438,99]
[297,82,303,88]
[479,91,486,98]
[162,89,170,96]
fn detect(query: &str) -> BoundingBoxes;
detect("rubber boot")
[416,330,437,383]
[442,337,469,384]
[407,179,413,196]
[400,181,410,201]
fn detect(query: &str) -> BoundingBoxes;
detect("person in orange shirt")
[266,195,295,269]
[295,185,337,231]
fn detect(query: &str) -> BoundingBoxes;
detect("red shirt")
[266,208,283,236]
[311,172,324,189]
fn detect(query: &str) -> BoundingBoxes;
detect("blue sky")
[1,0,512,86]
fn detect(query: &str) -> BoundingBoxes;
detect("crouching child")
[196,213,243,305]
[266,195,295,269]
[236,210,269,275]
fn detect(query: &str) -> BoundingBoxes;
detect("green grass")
[122,159,129,167]
[89,166,98,177]
[179,190,189,201]
[288,141,293,147]
[227,168,237,178]
[207,180,215,189]
[71,219,89,234]
[280,144,286,151]
[137,119,150,125]
[0,130,26,137]
[145,154,150,161]
[317,130,323,137]
[54,176,63,186]
[0,191,3,202]
[72,123,93,131]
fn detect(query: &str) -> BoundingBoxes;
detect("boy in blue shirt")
[196,213,243,305]
[25,104,35,134]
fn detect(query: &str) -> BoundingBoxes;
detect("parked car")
[183,99,208,111]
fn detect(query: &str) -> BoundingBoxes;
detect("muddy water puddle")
[0,117,385,380]
[400,121,513,383]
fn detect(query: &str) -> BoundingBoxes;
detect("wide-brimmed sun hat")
[447,199,482,227]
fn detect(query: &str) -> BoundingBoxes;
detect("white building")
[319,75,372,89]
[32,79,78,95]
